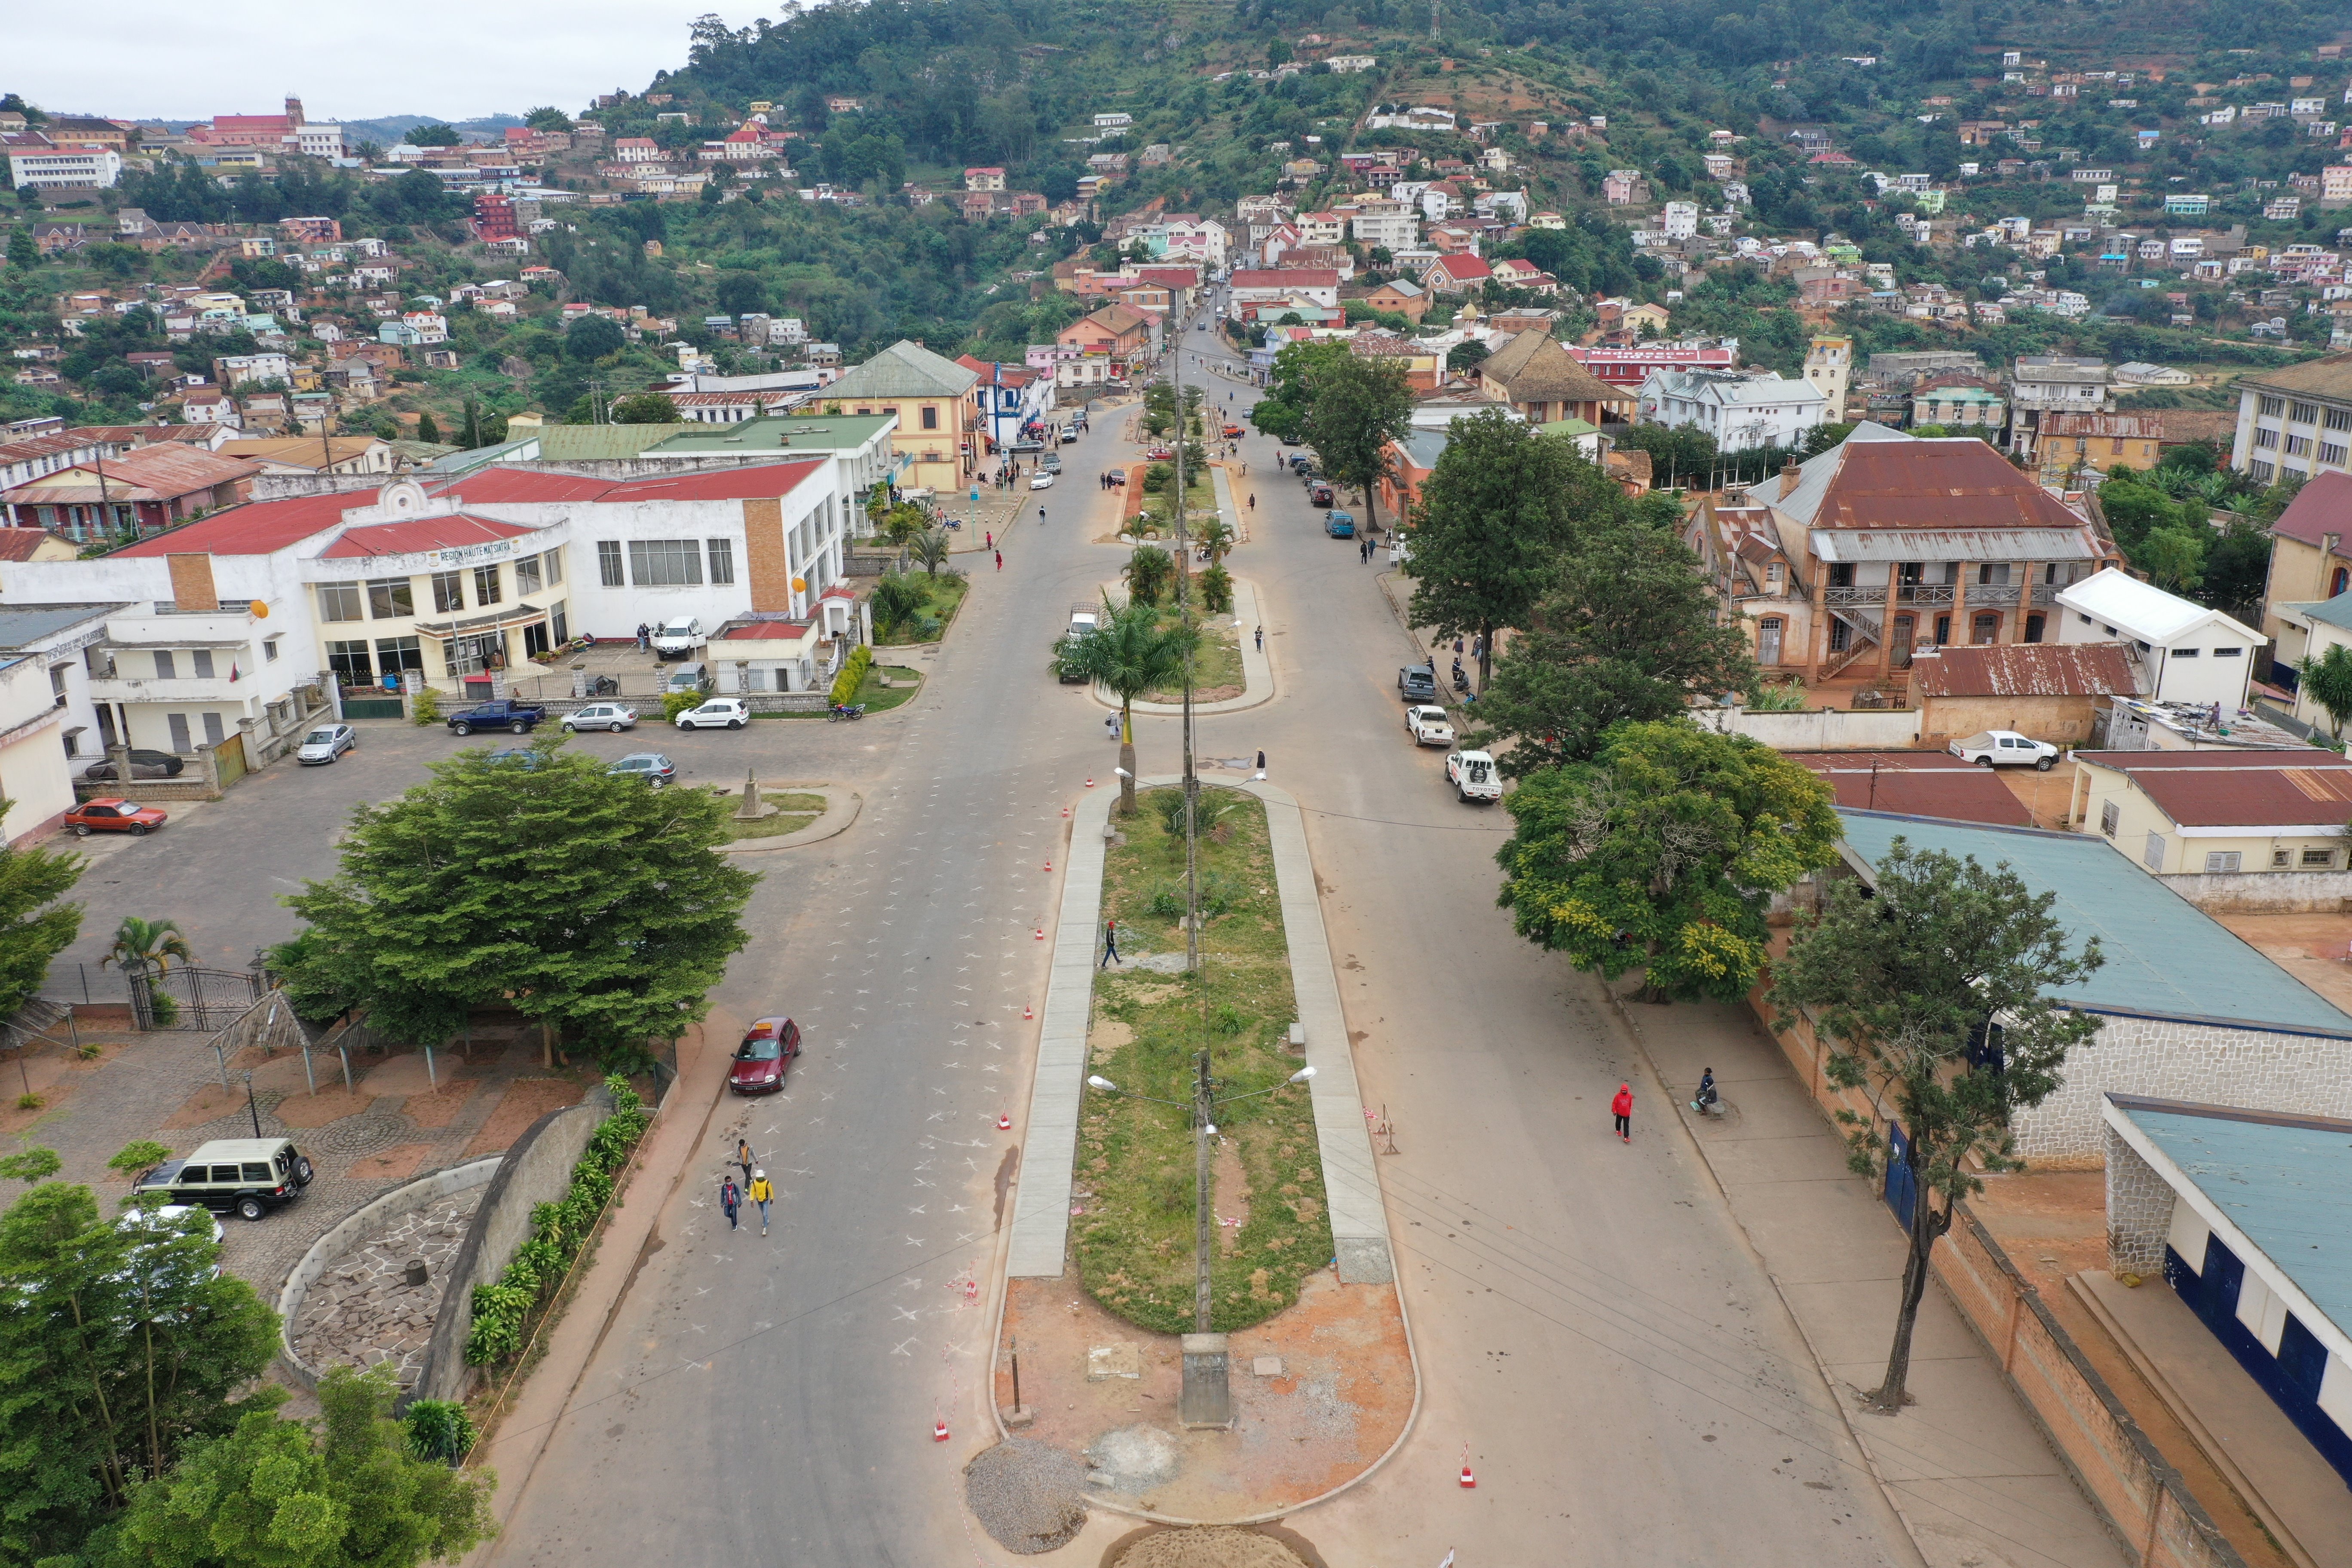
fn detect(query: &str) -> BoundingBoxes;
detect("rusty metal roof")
[1813,527,2095,562]
[1799,436,2094,535]
[1911,642,2144,698]
[1787,752,2033,826]
[0,444,258,505]
[2073,749,2352,829]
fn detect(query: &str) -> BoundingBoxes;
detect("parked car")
[294,724,358,765]
[1398,665,1437,702]
[1059,427,1081,444]
[131,1137,313,1222]
[1146,444,1175,460]
[1106,469,1127,487]
[65,799,168,837]
[484,747,548,769]
[1949,729,2060,770]
[728,1016,803,1095]
[1029,471,1057,490]
[1041,450,1062,472]
[561,703,637,733]
[609,752,677,786]
[1222,422,1243,438]
[79,750,185,781]
[1308,482,1334,506]
[676,698,750,731]
[1446,750,1502,802]
[1404,704,1455,747]
[1325,510,1355,538]
[650,618,703,658]
[448,700,546,737]
[1279,432,1302,447]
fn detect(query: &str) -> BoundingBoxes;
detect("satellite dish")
[250,600,268,618]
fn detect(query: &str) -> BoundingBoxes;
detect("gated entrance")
[128,965,263,1031]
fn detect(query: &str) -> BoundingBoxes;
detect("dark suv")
[1398,665,1437,702]
[133,1138,314,1222]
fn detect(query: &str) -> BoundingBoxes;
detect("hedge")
[829,644,873,707]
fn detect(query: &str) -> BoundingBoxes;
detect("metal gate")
[1883,1121,1917,1228]
[127,965,263,1031]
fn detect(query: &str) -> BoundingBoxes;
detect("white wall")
[0,658,77,840]
[2053,609,2254,709]
[1690,704,1923,749]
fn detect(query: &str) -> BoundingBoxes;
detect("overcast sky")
[14,0,766,123]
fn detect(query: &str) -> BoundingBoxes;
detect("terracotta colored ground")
[465,1076,588,1156]
[997,1267,1412,1522]
[272,1087,376,1127]
[397,1074,481,1130]
[2212,911,2352,1015]
[343,1143,435,1182]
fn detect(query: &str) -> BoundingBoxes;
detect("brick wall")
[741,495,789,612]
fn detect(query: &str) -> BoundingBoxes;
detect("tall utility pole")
[1192,1048,1216,1331]
[1430,0,1441,38]
[1173,325,1200,976]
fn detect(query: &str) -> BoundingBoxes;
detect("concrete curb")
[1106,578,1277,719]
[712,786,862,855]
[988,772,1422,1525]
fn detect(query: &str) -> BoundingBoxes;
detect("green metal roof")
[2283,596,2352,634]
[649,414,895,454]
[1835,809,2352,1037]
[532,425,689,460]
[1536,417,1602,438]
[821,339,979,400]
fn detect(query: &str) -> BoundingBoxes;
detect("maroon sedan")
[728,1017,801,1094]
[65,798,168,837]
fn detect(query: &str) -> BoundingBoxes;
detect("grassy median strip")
[1141,611,1242,703]
[725,791,827,840]
[1075,786,1332,1335]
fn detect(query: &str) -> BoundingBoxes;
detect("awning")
[414,601,545,637]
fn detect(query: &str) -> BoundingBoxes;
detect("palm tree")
[101,916,193,978]
[908,528,952,577]
[1055,598,1196,815]
[1196,517,1235,565]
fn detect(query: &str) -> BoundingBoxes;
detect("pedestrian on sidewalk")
[720,1176,741,1229]
[995,550,1003,571]
[635,622,650,652]
[1104,714,1118,742]
[1454,636,1464,655]
[736,1138,754,1184]
[1254,625,1264,651]
[1101,918,1121,968]
[1611,1083,1633,1142]
[749,1169,773,1234]
[986,530,993,549]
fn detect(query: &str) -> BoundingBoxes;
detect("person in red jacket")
[1611,1083,1633,1143]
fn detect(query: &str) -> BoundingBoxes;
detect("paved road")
[481,312,1923,1566]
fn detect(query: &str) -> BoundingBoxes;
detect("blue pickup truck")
[447,700,547,737]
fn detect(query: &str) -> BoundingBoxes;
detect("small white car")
[294,723,357,765]
[650,618,703,657]
[675,698,749,731]
[561,703,637,733]
[1029,471,1057,490]
[1404,704,1455,747]
[1446,749,1502,802]
[1949,729,2060,770]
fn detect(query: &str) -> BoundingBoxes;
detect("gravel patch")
[964,1438,1087,1554]
[1085,1422,1182,1493]
[1113,1527,1311,1568]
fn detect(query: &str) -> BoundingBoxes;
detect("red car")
[1145,444,1174,460]
[65,798,168,837]
[728,1016,802,1094]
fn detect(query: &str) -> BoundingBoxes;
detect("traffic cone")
[1085,777,1095,788]
[1035,926,1045,941]
[1044,858,1052,873]
[1023,1001,1034,1020]
[997,1110,1012,1130]
[1459,1445,1476,1488]
[934,1415,950,1442]
[1062,805,1069,818]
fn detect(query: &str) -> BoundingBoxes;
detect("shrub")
[1199,564,1234,615]
[1154,787,1236,839]
[830,644,873,706]
[409,686,441,726]
[661,689,704,723]
[404,1399,477,1463]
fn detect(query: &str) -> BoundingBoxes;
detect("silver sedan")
[294,724,358,765]
[561,702,638,733]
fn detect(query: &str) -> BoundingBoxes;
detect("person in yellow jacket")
[748,1169,773,1235]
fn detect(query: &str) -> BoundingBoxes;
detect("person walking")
[635,622,650,652]
[1104,713,1119,742]
[736,1138,755,1184]
[995,550,1003,571]
[1611,1083,1633,1143]
[1247,493,1256,511]
[1254,625,1264,651]
[986,530,993,549]
[720,1176,741,1230]
[749,1168,774,1234]
[1101,918,1121,968]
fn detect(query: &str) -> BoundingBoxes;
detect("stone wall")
[2103,1124,2175,1278]
[2013,1014,2352,1164]
[408,1087,612,1405]
[1690,704,1923,750]
[275,1157,502,1389]
[2158,868,2352,914]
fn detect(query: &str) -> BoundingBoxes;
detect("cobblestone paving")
[289,1189,481,1389]
[12,1025,576,1303]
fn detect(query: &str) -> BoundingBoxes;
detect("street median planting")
[1075,786,1332,1334]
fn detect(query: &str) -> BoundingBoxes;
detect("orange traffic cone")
[1084,777,1095,788]
[1062,805,1069,818]
[1023,1001,1034,1020]
[1035,926,1045,941]
[934,1416,950,1442]
[1044,858,1051,873]
[997,1110,1012,1131]
[1459,1445,1476,1488]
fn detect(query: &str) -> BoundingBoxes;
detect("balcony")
[1897,584,1956,606]
[89,673,248,705]
[1970,583,2023,607]
[1822,585,1880,606]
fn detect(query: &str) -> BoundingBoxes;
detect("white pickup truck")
[1446,750,1502,802]
[1059,603,1099,683]
[1948,729,2060,770]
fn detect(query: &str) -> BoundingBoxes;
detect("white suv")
[651,618,703,657]
[675,698,749,731]
[1446,750,1502,802]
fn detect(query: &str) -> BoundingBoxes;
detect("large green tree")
[0,799,81,1020]
[1404,410,1614,689]
[1303,355,1412,540]
[1769,840,2104,1414]
[1053,598,1195,817]
[1472,518,1759,772]
[0,1180,279,1559]
[1496,721,1841,1003]
[282,742,755,1066]
[1244,340,1349,446]
[103,1364,495,1568]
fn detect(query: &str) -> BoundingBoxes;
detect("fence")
[128,965,263,1032]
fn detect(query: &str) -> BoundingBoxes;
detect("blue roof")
[2116,1100,2352,1335]
[1835,810,2352,1037]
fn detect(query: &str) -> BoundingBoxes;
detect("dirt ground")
[997,1267,1413,1522]
[1994,758,2079,829]
[2211,911,2352,1014]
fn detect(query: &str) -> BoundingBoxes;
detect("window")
[201,713,225,746]
[597,541,624,587]
[2286,434,2313,458]
[550,601,568,643]
[2327,407,2352,432]
[153,651,176,680]
[2291,401,2319,425]
[2214,646,2243,657]
[1972,612,2000,644]
[628,539,702,586]
[2323,443,2349,468]
[191,650,214,678]
[2172,647,2199,658]
[263,637,279,662]
[707,539,735,585]
[2259,395,2284,417]
[1977,563,2010,585]
[2203,851,2242,873]
[431,570,466,613]
[2100,801,2119,838]
[318,582,363,622]
[2301,847,2337,869]
[2024,613,2045,643]
[2273,848,2293,869]
[473,565,502,606]
[2143,831,2165,871]
[374,636,423,675]
[514,553,542,596]
[2076,612,2093,625]
[367,577,413,619]
[920,404,939,430]
[325,640,372,685]
[2254,427,2280,449]
[2251,459,2275,481]
[543,548,563,585]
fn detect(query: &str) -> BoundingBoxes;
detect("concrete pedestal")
[1179,1332,1231,1429]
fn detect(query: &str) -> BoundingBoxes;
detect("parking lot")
[46,692,917,1008]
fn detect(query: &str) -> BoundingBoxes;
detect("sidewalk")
[1608,986,2126,1568]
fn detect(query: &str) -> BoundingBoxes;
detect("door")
[1891,616,1914,668]
[1756,618,1783,665]
[167,713,192,752]
[1883,1121,1917,1227]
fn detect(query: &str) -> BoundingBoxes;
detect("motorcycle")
[590,674,621,697]
[827,703,866,722]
